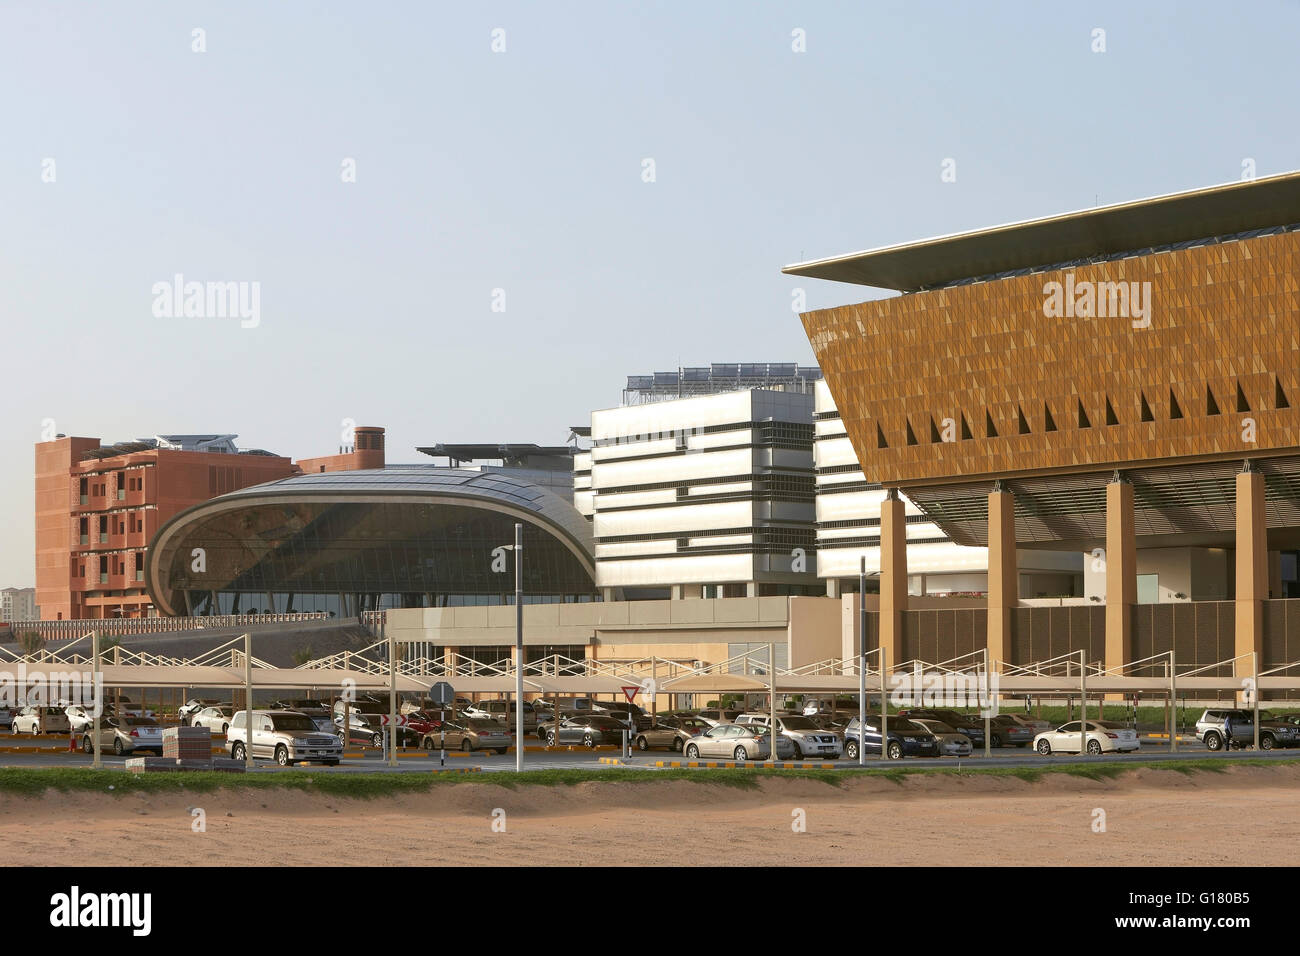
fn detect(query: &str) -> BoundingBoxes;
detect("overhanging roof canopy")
[782,170,1300,291]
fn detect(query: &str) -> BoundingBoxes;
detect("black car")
[898,708,986,747]
[842,715,939,759]
[542,714,627,747]
[984,714,1035,748]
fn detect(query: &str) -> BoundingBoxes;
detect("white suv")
[735,712,843,759]
[228,710,343,766]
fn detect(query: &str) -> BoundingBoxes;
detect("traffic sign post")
[621,685,639,757]
[431,682,454,767]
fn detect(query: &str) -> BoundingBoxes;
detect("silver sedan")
[910,719,972,756]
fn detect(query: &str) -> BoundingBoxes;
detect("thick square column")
[1235,468,1266,675]
[878,489,907,667]
[1105,477,1136,672]
[986,485,1017,667]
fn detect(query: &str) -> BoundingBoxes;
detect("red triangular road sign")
[621,685,639,703]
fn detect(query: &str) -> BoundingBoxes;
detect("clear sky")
[1,0,1295,587]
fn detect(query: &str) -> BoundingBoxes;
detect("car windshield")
[920,721,956,734]
[271,714,317,731]
[467,720,500,731]
[779,716,819,730]
[125,717,157,726]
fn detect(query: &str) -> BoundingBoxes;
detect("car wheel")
[792,743,804,759]
[991,734,1002,748]
[462,738,474,752]
[1204,732,1223,752]
[685,744,700,758]
[671,737,683,752]
[231,742,246,761]
[9,724,16,736]
[371,733,383,748]
[221,724,229,735]
[636,736,648,751]
[1086,739,1103,755]
[546,731,556,746]
[886,741,904,760]
[275,745,290,767]
[583,733,595,748]
[1261,735,1275,751]
[81,736,93,754]
[112,738,124,756]
[1036,739,1051,755]
[733,746,750,762]
[845,739,859,759]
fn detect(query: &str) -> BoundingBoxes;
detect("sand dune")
[4,765,1297,866]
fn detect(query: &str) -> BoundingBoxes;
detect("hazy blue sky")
[1,1,1296,586]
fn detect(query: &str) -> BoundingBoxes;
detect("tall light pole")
[514,523,524,772]
[91,629,102,770]
[859,558,866,767]
[387,613,398,768]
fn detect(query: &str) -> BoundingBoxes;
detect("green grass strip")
[0,757,1291,799]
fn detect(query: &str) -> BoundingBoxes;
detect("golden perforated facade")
[802,229,1300,487]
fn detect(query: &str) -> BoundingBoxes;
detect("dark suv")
[843,715,939,759]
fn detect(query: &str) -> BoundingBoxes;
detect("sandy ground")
[5,765,1299,866]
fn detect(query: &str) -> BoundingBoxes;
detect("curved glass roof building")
[145,468,597,617]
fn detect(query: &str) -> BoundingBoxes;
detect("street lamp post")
[859,558,866,767]
[511,523,524,773]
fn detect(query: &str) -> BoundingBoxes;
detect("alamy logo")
[151,274,261,328]
[1042,273,1151,328]
[49,886,151,936]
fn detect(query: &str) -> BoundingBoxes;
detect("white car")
[191,705,235,735]
[12,705,72,735]
[64,704,101,733]
[1033,720,1140,755]
[178,698,223,719]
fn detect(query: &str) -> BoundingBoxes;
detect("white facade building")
[586,389,820,598]
[814,380,1082,597]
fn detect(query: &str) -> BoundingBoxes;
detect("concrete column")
[879,489,907,666]
[745,582,759,598]
[986,486,1017,666]
[825,578,841,599]
[1235,468,1267,675]
[1105,477,1136,673]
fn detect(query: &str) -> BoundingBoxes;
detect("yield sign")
[621,685,639,703]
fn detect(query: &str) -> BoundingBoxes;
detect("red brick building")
[34,429,385,620]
